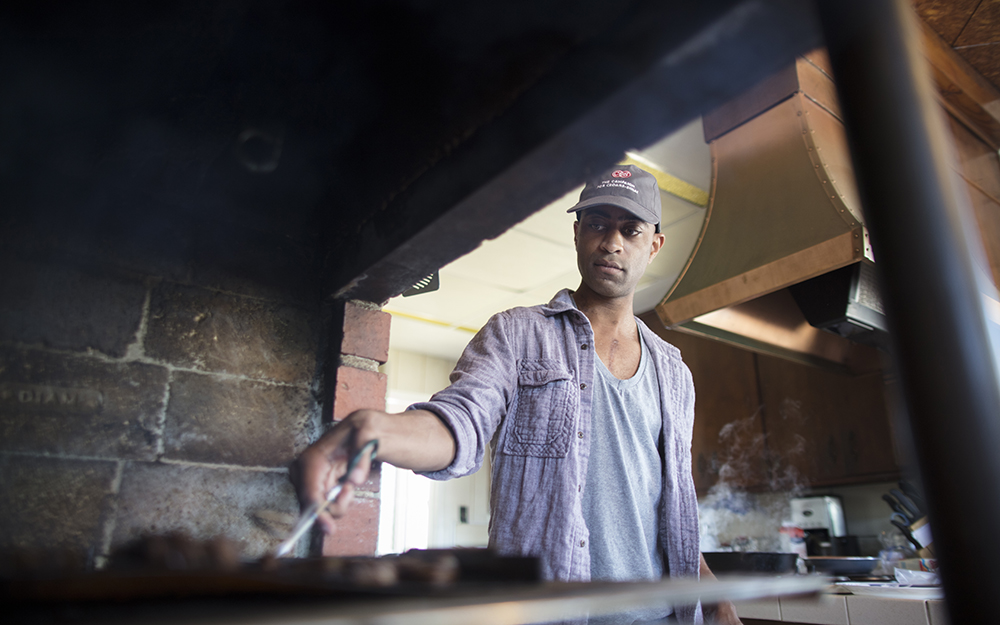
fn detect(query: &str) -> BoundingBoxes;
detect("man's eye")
[625,228,640,236]
[589,223,605,231]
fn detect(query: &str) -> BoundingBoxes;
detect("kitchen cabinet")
[755,353,899,488]
[734,593,949,625]
[644,318,900,494]
[662,330,769,493]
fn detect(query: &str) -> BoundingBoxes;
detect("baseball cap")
[566,164,661,226]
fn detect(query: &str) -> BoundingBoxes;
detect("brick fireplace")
[0,247,392,565]
[0,0,803,574]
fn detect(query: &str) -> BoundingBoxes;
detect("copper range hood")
[654,52,884,372]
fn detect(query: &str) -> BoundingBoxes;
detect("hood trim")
[661,229,864,325]
[656,89,872,326]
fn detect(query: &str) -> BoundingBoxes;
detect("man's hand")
[289,408,456,536]
[289,410,380,535]
[702,600,743,625]
[699,553,744,625]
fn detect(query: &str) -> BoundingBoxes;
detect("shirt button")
[580,383,587,390]
[578,431,584,439]
[581,344,589,350]
[580,540,586,547]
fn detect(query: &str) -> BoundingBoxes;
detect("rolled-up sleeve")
[410,312,517,480]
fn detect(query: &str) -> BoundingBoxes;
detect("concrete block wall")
[0,256,324,567]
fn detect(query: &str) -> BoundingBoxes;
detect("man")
[292,164,741,624]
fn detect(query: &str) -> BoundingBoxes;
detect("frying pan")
[702,552,799,575]
[805,556,879,576]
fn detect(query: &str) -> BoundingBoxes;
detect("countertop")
[7,574,826,625]
[735,584,948,625]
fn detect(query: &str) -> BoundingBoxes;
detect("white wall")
[820,480,901,556]
[377,348,491,554]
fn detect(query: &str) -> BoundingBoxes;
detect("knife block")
[910,517,935,558]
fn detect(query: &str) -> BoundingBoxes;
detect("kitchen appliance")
[788,262,890,352]
[790,496,854,556]
[658,65,873,332]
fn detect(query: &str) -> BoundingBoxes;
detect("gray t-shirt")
[581,330,669,623]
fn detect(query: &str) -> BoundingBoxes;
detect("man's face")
[573,206,665,300]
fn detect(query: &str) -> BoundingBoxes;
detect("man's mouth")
[594,260,623,273]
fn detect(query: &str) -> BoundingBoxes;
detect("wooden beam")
[919,18,1000,149]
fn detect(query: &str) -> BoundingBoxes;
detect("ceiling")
[386,118,711,361]
[916,0,1000,89]
[387,3,1000,362]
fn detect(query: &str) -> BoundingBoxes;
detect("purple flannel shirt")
[413,290,701,610]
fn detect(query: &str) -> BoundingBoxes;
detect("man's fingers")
[297,451,337,510]
[315,509,337,535]
[289,426,373,538]
[312,473,357,535]
[315,479,357,520]
[328,483,356,517]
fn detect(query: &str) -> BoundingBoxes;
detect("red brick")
[332,366,387,421]
[341,302,391,364]
[321,496,380,556]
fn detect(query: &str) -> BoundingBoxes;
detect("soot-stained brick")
[145,282,319,385]
[164,371,314,468]
[0,454,117,565]
[0,347,166,460]
[111,462,299,559]
[0,259,146,357]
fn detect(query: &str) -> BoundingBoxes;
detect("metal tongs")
[274,439,379,557]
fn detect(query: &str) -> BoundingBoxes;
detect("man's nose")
[600,229,624,253]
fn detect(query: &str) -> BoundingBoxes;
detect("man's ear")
[573,219,579,247]
[648,232,665,264]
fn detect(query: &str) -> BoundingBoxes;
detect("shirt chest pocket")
[501,360,576,458]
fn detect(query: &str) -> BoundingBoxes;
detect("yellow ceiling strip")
[384,308,480,334]
[621,154,709,208]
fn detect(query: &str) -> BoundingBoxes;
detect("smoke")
[699,485,793,552]
[699,399,809,552]
[766,398,809,493]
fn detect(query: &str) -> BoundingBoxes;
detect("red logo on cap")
[612,170,632,178]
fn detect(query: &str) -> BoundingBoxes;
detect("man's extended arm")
[290,312,517,536]
[290,408,456,535]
